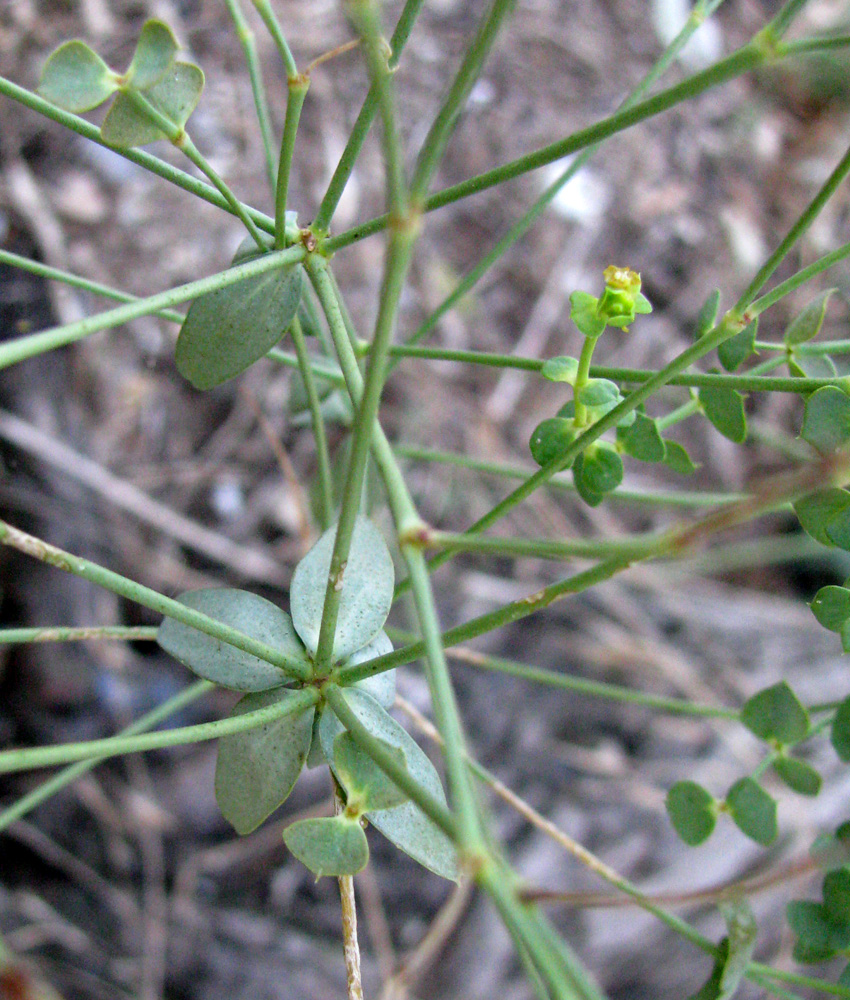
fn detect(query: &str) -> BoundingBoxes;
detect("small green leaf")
[214,688,314,834]
[785,289,836,347]
[127,19,179,90]
[787,900,850,963]
[831,696,850,762]
[788,353,838,379]
[578,444,623,495]
[618,412,666,463]
[725,778,777,846]
[773,756,822,797]
[319,689,458,880]
[283,815,369,877]
[666,780,717,846]
[333,732,408,812]
[740,681,809,744]
[717,901,757,1000]
[718,318,757,372]
[176,262,303,390]
[699,385,747,443]
[824,868,850,924]
[827,510,850,552]
[663,440,699,475]
[343,631,396,709]
[695,289,721,339]
[578,379,620,407]
[634,292,652,315]
[38,40,118,112]
[541,356,579,384]
[529,418,577,468]
[801,386,850,454]
[794,489,850,546]
[157,589,307,690]
[570,291,606,339]
[290,516,394,662]
[810,586,850,632]
[101,61,204,147]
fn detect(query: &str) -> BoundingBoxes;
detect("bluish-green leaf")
[618,413,666,463]
[290,516,394,662]
[578,444,623,496]
[666,780,717,846]
[801,386,850,454]
[663,440,699,475]
[695,289,721,339]
[773,756,822,797]
[283,815,369,877]
[529,418,577,468]
[333,732,408,812]
[740,681,809,744]
[101,61,204,147]
[541,356,579,384]
[578,379,620,408]
[127,19,179,90]
[789,353,839,379]
[38,41,118,112]
[157,589,307,691]
[794,489,850,546]
[319,689,458,880]
[810,586,850,632]
[725,778,777,846]
[718,318,757,373]
[699,385,747,443]
[176,262,303,390]
[825,509,850,553]
[831,696,850,762]
[785,289,836,347]
[214,688,314,834]
[570,291,606,339]
[787,900,850,963]
[344,630,396,709]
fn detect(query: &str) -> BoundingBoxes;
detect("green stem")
[572,336,598,427]
[0,243,304,371]
[0,681,212,831]
[0,688,317,774]
[224,0,278,193]
[0,518,310,679]
[749,238,850,317]
[250,0,298,79]
[409,0,516,202]
[656,396,700,431]
[290,316,334,528]
[0,625,158,644]
[275,76,309,247]
[313,0,425,234]
[766,0,813,38]
[0,76,276,236]
[426,528,659,562]
[323,684,457,839]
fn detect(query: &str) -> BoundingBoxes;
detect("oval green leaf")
[801,386,850,454]
[695,289,721,339]
[824,868,850,925]
[578,379,620,407]
[810,586,850,633]
[157,589,307,691]
[570,291,606,339]
[215,688,314,834]
[787,900,850,963]
[718,318,757,373]
[38,40,118,113]
[831,696,850,762]
[334,732,408,812]
[529,418,576,468]
[101,61,204,148]
[541,356,579,384]
[663,440,698,475]
[176,262,303,390]
[344,630,396,709]
[740,681,809,744]
[283,815,369,877]
[290,516,394,662]
[773,756,822,797]
[785,289,836,347]
[319,689,458,881]
[699,385,747,443]
[794,489,850,546]
[579,444,623,495]
[725,777,777,846]
[127,19,179,90]
[666,780,717,846]
[618,412,666,463]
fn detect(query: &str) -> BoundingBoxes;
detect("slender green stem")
[290,316,334,527]
[313,0,425,234]
[0,681,212,831]
[750,964,850,999]
[250,0,298,79]
[0,688,317,774]
[275,77,309,247]
[734,141,850,315]
[0,625,158,644]
[124,88,267,249]
[0,76,276,236]
[426,528,659,562]
[323,684,457,839]
[409,0,516,202]
[394,443,744,507]
[224,0,278,193]
[572,336,598,427]
[766,0,813,38]
[0,243,304,371]
[656,396,700,431]
[783,34,850,56]
[749,239,850,317]
[0,518,310,679]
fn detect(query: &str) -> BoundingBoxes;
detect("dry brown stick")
[335,783,364,1000]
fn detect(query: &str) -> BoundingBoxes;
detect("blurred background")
[2,0,850,997]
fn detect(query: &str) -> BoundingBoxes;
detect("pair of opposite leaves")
[157,515,458,881]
